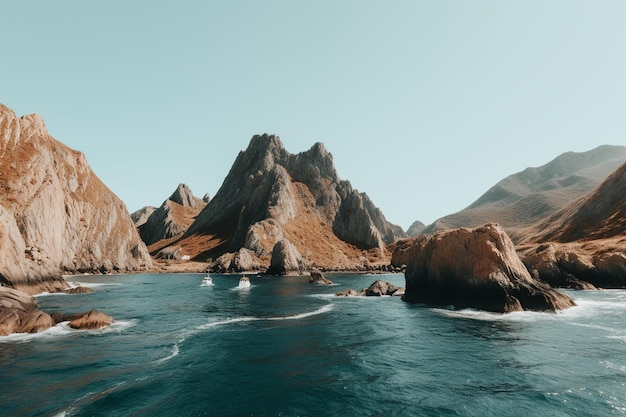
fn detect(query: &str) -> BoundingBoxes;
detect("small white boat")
[201,275,213,286]
[237,276,251,288]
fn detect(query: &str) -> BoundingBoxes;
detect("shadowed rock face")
[0,104,152,294]
[392,223,575,312]
[170,134,406,271]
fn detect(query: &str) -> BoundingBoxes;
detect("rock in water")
[67,310,114,330]
[309,269,333,284]
[0,287,55,335]
[391,223,575,312]
[0,104,152,294]
[365,280,402,296]
[267,239,304,275]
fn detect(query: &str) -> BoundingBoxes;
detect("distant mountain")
[159,134,406,273]
[423,145,626,235]
[136,183,207,247]
[0,103,151,294]
[406,220,426,237]
[518,160,626,289]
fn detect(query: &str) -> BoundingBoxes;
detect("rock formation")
[334,280,404,297]
[309,270,333,284]
[163,134,406,272]
[0,286,55,336]
[137,183,207,248]
[0,104,152,295]
[266,239,305,275]
[391,223,575,312]
[518,161,626,288]
[423,145,626,235]
[65,310,114,330]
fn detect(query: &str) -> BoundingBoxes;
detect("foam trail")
[0,319,137,343]
[155,344,180,365]
[198,304,334,330]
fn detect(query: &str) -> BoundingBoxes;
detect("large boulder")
[0,286,55,336]
[66,310,114,330]
[391,223,576,312]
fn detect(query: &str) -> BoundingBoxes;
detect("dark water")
[1,273,625,416]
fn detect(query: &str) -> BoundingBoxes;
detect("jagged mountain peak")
[168,183,202,208]
[168,135,406,271]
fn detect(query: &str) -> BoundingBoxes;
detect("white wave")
[69,282,123,288]
[155,343,180,364]
[198,304,334,329]
[0,319,137,343]
[34,291,70,297]
[197,316,259,329]
[267,303,334,320]
[600,360,626,372]
[434,307,550,323]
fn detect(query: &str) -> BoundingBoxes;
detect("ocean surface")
[1,273,625,417]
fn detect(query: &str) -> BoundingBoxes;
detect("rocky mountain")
[517,160,626,289]
[159,134,406,272]
[406,220,426,237]
[136,183,207,248]
[423,145,626,235]
[0,104,152,295]
[131,206,156,228]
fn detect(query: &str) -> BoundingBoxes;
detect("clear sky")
[2,1,625,229]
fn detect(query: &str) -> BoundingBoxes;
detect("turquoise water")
[1,273,625,416]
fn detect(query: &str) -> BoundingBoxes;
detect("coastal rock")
[138,183,207,247]
[0,287,55,335]
[64,286,95,294]
[0,104,152,295]
[169,134,406,272]
[228,248,263,272]
[66,310,114,330]
[391,223,576,312]
[365,280,402,296]
[309,270,333,285]
[335,288,362,297]
[266,239,305,275]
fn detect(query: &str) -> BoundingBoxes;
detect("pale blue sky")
[2,1,625,229]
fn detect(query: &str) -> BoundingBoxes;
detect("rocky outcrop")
[0,287,55,335]
[0,104,151,295]
[334,280,404,297]
[309,270,333,284]
[66,310,114,330]
[138,183,207,248]
[170,134,406,272]
[518,161,626,288]
[392,223,575,312]
[266,239,305,275]
[423,145,626,235]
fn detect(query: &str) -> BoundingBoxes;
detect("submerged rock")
[392,223,576,313]
[66,310,114,330]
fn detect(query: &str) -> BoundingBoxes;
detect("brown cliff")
[392,223,575,312]
[0,104,152,295]
[161,134,406,272]
[518,161,626,288]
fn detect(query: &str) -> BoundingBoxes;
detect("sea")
[1,273,625,417]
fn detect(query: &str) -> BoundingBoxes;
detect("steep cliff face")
[168,134,406,271]
[518,161,626,288]
[391,223,575,312]
[0,104,152,294]
[137,183,207,247]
